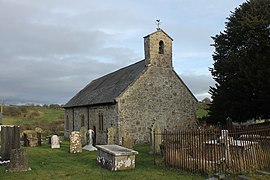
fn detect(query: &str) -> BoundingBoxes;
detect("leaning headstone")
[80,126,88,147]
[107,127,116,145]
[83,129,97,151]
[70,131,82,153]
[1,126,20,161]
[51,135,60,149]
[8,148,28,172]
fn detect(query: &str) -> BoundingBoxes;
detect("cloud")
[0,0,245,104]
[180,74,215,101]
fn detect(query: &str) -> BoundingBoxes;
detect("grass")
[0,142,204,180]
[3,107,63,125]
[3,106,64,136]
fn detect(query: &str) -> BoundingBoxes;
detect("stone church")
[64,29,197,145]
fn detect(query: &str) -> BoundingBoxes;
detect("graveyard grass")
[0,142,204,180]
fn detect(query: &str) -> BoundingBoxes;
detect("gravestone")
[70,131,82,153]
[107,127,116,145]
[221,130,231,163]
[80,126,88,147]
[122,135,133,149]
[151,122,161,154]
[51,135,60,149]
[83,129,97,151]
[8,148,28,172]
[35,127,43,133]
[1,126,20,161]
[226,117,232,129]
[22,130,39,147]
[35,127,43,146]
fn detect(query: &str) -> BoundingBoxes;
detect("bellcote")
[144,29,173,68]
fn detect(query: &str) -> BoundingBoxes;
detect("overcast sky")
[0,0,246,105]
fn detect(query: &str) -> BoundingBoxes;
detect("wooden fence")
[154,125,270,174]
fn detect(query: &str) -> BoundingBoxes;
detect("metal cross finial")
[156,19,161,30]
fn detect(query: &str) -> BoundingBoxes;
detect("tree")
[209,0,270,123]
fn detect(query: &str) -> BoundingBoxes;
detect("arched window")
[99,113,104,131]
[159,40,164,54]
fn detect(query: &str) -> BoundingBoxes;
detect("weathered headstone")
[1,125,20,161]
[22,130,39,147]
[122,135,133,149]
[34,127,43,133]
[221,130,231,164]
[35,128,42,146]
[80,126,88,147]
[51,135,60,149]
[226,117,233,129]
[151,122,161,154]
[70,131,82,153]
[107,127,116,145]
[83,129,97,151]
[8,148,28,172]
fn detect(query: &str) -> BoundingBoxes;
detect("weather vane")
[155,19,161,29]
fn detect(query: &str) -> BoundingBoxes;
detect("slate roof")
[64,60,145,108]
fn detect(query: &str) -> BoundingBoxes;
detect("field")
[0,142,204,180]
[2,106,64,136]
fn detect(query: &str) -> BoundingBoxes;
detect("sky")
[0,0,246,105]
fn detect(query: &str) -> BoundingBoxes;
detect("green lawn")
[0,142,204,180]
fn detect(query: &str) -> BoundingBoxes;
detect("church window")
[159,40,164,54]
[81,114,85,127]
[99,113,104,131]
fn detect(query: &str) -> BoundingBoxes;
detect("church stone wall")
[117,66,197,145]
[64,105,118,144]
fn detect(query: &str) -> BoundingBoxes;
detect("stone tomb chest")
[96,145,138,171]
